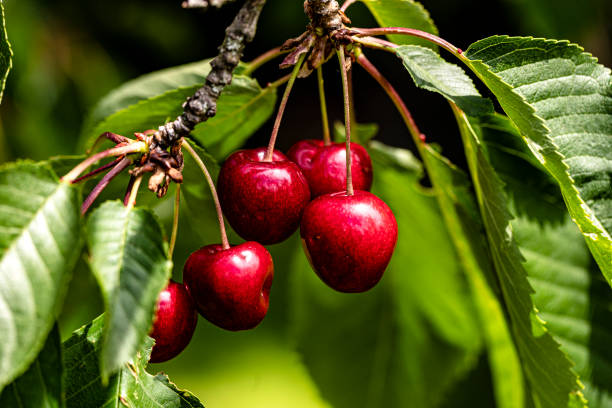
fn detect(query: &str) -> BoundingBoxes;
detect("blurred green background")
[1,0,610,407]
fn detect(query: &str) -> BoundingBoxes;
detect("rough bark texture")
[155,0,267,148]
[182,0,239,9]
[304,0,343,34]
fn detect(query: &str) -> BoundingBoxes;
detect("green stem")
[264,53,307,161]
[337,46,354,196]
[126,175,143,210]
[242,46,286,76]
[316,66,332,145]
[168,184,180,260]
[182,140,230,250]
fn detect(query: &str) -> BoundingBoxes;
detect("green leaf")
[395,45,493,117]
[0,162,82,391]
[452,106,586,407]
[0,1,12,103]
[80,59,276,161]
[86,201,172,381]
[475,114,565,224]
[462,35,612,284]
[0,325,64,408]
[332,120,379,143]
[515,214,612,407]
[357,0,439,50]
[422,145,525,408]
[63,315,204,408]
[291,142,482,408]
[479,114,612,407]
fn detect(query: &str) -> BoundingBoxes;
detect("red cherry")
[149,280,198,363]
[217,147,311,244]
[287,140,373,197]
[300,190,397,293]
[183,242,274,331]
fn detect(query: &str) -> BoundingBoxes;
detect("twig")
[182,0,238,9]
[156,0,267,148]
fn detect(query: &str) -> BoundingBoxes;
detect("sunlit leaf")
[462,35,612,283]
[63,315,204,407]
[452,106,586,407]
[0,162,81,391]
[86,201,172,380]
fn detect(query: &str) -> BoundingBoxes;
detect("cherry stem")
[267,73,291,89]
[352,27,463,58]
[81,157,132,215]
[243,46,286,76]
[126,175,143,210]
[62,142,147,183]
[168,184,180,260]
[73,156,125,184]
[337,46,354,196]
[182,139,230,250]
[123,175,136,206]
[356,53,425,150]
[87,132,131,155]
[264,52,306,162]
[351,36,397,53]
[340,0,357,12]
[347,66,357,138]
[316,66,332,145]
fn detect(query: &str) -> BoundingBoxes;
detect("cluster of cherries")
[148,138,398,363]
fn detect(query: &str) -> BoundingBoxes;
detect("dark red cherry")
[300,190,397,293]
[183,242,274,331]
[287,140,373,197]
[149,280,198,363]
[217,147,311,244]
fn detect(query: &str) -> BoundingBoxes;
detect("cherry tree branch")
[156,0,267,148]
[182,0,239,9]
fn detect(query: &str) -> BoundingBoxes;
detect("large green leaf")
[0,325,63,407]
[80,60,276,161]
[479,112,612,407]
[0,162,81,391]
[422,145,525,408]
[515,214,612,407]
[290,142,483,408]
[395,45,493,117]
[86,201,172,381]
[461,36,612,284]
[63,315,204,408]
[452,106,586,407]
[357,0,438,50]
[0,1,12,103]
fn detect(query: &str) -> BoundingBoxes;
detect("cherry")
[217,147,311,244]
[300,190,397,293]
[149,280,198,363]
[183,241,274,331]
[287,140,373,197]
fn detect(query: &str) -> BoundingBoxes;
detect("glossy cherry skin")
[183,242,274,331]
[149,280,198,363]
[217,147,311,244]
[287,140,373,197]
[300,190,398,293]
